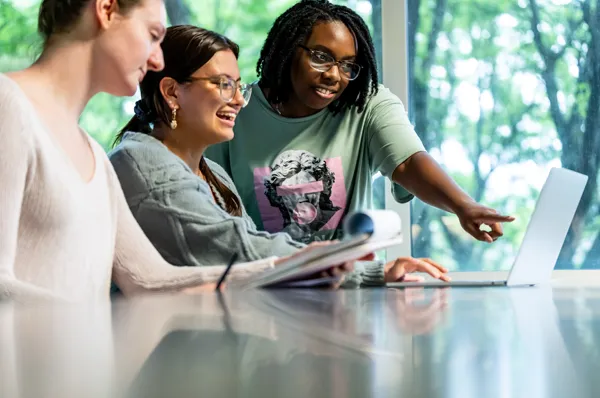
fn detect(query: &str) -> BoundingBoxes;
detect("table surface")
[2,284,600,398]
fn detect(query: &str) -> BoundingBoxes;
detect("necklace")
[272,102,283,115]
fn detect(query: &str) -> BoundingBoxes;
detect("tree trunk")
[528,0,600,269]
[407,0,449,259]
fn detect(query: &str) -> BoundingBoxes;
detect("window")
[405,0,600,270]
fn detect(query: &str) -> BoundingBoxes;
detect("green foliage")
[0,0,41,69]
[410,0,600,270]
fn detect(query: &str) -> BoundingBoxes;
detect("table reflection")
[1,287,600,398]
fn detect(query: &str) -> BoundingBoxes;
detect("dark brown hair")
[38,0,144,46]
[116,25,243,217]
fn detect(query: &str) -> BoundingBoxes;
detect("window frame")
[381,0,412,261]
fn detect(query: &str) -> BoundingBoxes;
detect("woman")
[110,25,451,286]
[205,0,515,246]
[0,0,353,302]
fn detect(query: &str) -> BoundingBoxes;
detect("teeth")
[217,112,236,121]
[316,88,334,95]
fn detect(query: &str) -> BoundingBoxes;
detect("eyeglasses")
[185,75,252,106]
[298,45,362,81]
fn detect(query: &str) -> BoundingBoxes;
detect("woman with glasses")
[109,25,451,286]
[206,0,514,247]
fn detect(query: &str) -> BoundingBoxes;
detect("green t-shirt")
[205,83,425,243]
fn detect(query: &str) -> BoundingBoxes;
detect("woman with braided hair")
[206,0,514,248]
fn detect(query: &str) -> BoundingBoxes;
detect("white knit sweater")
[0,73,275,302]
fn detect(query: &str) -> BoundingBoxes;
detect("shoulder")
[0,73,37,150]
[204,157,235,186]
[364,84,406,112]
[335,85,406,123]
[0,73,29,105]
[107,132,194,203]
[108,132,162,163]
[108,132,187,176]
[359,84,412,131]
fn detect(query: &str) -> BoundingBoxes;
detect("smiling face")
[286,21,357,117]
[175,49,245,145]
[93,0,167,96]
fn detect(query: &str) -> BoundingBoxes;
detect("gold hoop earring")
[170,107,178,130]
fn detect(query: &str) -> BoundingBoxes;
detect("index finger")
[474,214,515,223]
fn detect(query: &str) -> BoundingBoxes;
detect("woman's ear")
[159,77,179,110]
[95,0,120,30]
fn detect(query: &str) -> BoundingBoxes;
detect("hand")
[384,257,451,282]
[455,202,515,243]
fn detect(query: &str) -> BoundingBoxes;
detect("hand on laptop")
[455,201,515,243]
[384,257,451,283]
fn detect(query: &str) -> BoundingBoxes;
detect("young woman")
[0,0,353,302]
[205,0,515,246]
[109,25,451,286]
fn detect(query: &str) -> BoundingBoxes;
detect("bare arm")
[392,151,474,213]
[393,152,514,242]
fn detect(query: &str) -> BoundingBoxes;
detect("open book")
[233,210,403,289]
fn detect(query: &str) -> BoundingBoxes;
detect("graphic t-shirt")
[205,83,425,243]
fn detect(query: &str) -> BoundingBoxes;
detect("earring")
[170,106,178,129]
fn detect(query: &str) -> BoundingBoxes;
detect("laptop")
[389,167,588,288]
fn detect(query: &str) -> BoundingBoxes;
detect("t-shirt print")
[253,150,347,243]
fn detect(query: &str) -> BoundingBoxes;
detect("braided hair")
[257,0,379,114]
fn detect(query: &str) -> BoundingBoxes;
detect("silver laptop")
[389,167,588,288]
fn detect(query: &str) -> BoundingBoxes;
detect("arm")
[392,151,473,214]
[158,161,389,286]
[109,171,277,296]
[161,180,390,287]
[111,149,302,265]
[147,187,304,264]
[367,87,514,242]
[0,95,65,302]
[393,152,514,242]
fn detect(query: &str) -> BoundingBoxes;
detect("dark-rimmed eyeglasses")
[298,45,362,81]
[185,75,252,106]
